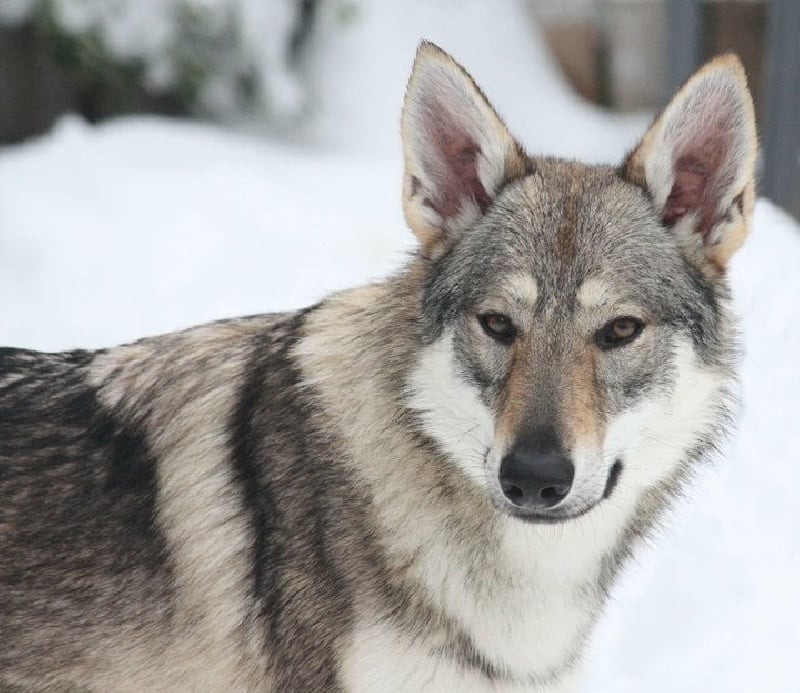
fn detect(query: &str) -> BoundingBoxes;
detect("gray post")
[761,0,800,219]
[664,0,705,100]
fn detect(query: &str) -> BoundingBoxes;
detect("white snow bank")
[0,116,410,349]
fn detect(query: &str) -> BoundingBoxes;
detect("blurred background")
[0,2,798,692]
[0,0,797,216]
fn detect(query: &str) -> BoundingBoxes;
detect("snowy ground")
[1,1,798,690]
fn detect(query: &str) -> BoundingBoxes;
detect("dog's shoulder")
[0,311,311,457]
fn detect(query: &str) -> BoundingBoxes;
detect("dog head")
[403,42,756,523]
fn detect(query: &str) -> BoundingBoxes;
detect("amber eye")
[595,317,644,349]
[479,313,517,344]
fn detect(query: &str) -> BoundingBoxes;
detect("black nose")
[499,426,574,509]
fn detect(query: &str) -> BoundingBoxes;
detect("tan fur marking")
[560,344,604,451]
[706,181,755,271]
[504,139,531,180]
[556,180,580,261]
[495,339,534,444]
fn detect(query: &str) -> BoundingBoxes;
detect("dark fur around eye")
[478,314,517,345]
[595,317,645,349]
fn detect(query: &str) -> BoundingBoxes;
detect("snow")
[1,1,798,690]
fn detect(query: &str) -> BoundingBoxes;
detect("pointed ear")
[622,54,757,272]
[401,41,530,252]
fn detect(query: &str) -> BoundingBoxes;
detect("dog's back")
[1,346,171,685]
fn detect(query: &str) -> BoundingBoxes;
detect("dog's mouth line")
[603,459,624,499]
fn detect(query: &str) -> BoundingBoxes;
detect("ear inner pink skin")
[662,119,735,239]
[421,105,491,219]
[663,156,713,230]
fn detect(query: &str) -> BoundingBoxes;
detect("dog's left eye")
[479,313,517,344]
[595,317,644,349]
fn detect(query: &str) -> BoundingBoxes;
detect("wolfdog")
[0,42,756,691]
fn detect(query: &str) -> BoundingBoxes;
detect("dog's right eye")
[479,314,517,344]
[595,317,644,349]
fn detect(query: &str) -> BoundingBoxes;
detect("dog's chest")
[341,616,581,692]
[342,516,612,691]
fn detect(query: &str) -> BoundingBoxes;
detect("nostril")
[501,482,525,504]
[539,485,569,503]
